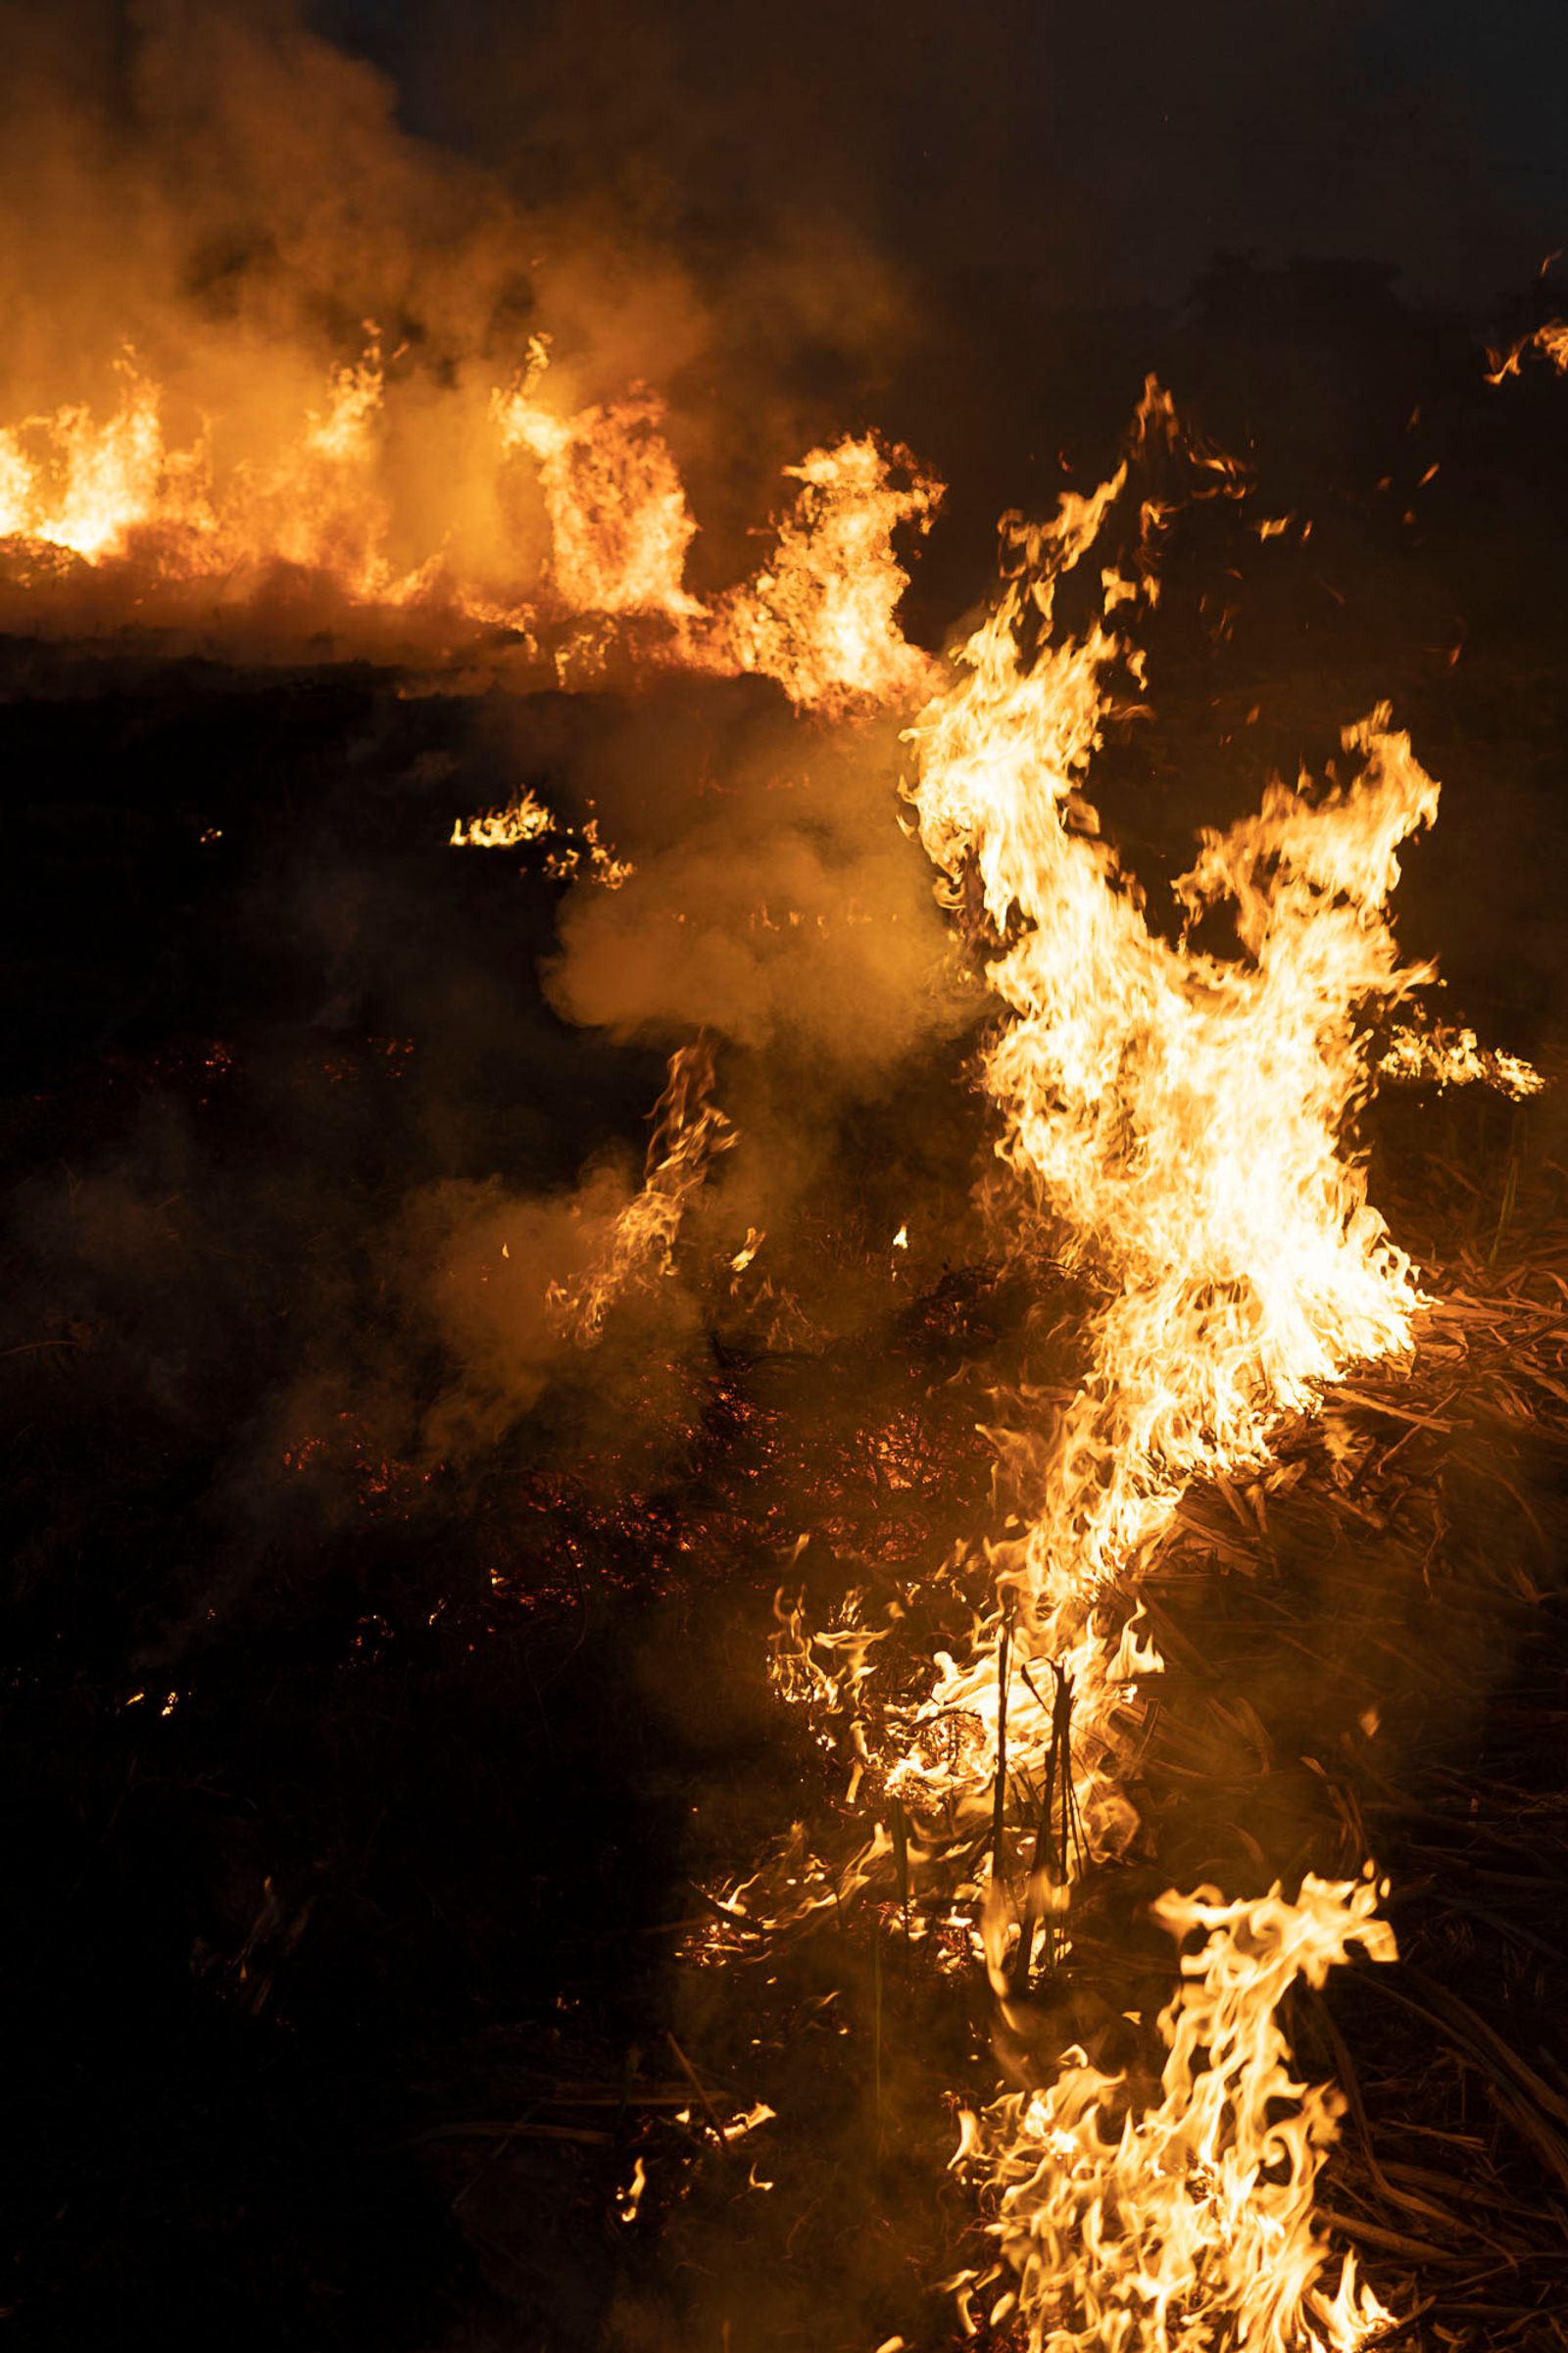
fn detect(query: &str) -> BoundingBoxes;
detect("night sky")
[328,0,1568,313]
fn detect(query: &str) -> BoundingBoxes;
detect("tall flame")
[958,1873,1396,2351]
[893,384,1432,2337]
[491,338,704,619]
[546,1039,737,1343]
[899,386,1439,1856]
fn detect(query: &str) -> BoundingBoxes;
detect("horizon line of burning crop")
[0,330,941,711]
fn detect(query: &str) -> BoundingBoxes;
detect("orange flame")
[879,382,1524,2335]
[492,338,704,619]
[0,338,942,711]
[899,389,1443,1864]
[719,434,942,709]
[546,1039,736,1343]
[1380,1019,1542,1098]
[958,1872,1396,2351]
[0,358,175,559]
[1485,319,1568,382]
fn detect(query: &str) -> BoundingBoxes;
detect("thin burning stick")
[890,1796,911,1946]
[1012,1661,1080,1997]
[664,2033,729,2159]
[989,1606,1012,1887]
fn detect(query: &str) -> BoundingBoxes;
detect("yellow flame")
[1485,319,1568,382]
[883,382,1494,2336]
[720,433,942,709]
[0,338,943,711]
[617,2156,647,2224]
[901,387,1442,1856]
[958,1873,1396,2351]
[546,1039,736,1342]
[1380,1019,1542,1097]
[0,357,183,557]
[492,337,704,619]
[449,788,556,850]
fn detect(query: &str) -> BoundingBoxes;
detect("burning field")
[6,6,1568,2351]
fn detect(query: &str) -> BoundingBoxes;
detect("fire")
[491,337,704,619]
[0,333,425,606]
[1486,319,1568,381]
[546,1039,736,1343]
[0,337,943,712]
[449,789,556,851]
[447,787,633,884]
[0,353,195,560]
[719,433,943,709]
[1380,1019,1542,1098]
[730,1229,765,1275]
[879,381,1489,2335]
[899,385,1443,1858]
[957,1872,1397,2352]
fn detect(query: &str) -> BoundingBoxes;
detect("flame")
[0,337,941,711]
[0,357,174,558]
[1380,1019,1542,1098]
[730,1228,765,1275]
[617,2156,648,2224]
[491,338,704,619]
[1485,319,1568,382]
[957,1872,1396,2352]
[0,333,428,606]
[447,786,634,885]
[899,386,1444,1859]
[720,434,942,709]
[449,788,556,850]
[875,383,1492,2335]
[546,1038,736,1342]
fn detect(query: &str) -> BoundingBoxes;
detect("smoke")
[0,1,521,384]
[542,704,962,1063]
[0,0,939,646]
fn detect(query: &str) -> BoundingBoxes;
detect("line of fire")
[5,7,1568,2352]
